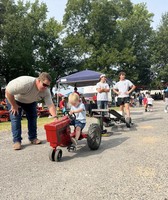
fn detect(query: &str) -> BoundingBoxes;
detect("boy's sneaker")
[30,138,42,144]
[71,137,78,146]
[13,142,21,150]
[164,109,167,113]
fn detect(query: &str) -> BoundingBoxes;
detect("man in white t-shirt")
[96,74,110,110]
[5,72,57,150]
[113,72,136,120]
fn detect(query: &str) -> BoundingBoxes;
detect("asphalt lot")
[0,100,168,200]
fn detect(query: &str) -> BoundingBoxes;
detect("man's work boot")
[30,138,42,145]
[13,142,21,150]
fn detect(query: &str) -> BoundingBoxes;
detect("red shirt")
[59,100,65,109]
[92,95,97,101]
[143,97,148,105]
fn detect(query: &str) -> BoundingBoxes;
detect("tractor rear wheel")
[87,123,101,150]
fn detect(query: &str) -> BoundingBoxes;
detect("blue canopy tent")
[57,69,105,87]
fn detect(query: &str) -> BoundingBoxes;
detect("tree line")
[0,0,168,97]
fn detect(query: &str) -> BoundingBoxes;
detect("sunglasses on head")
[42,82,50,87]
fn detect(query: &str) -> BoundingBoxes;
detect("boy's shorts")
[117,97,130,105]
[71,120,86,130]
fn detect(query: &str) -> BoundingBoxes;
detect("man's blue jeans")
[7,101,37,143]
[97,101,108,109]
[97,101,108,120]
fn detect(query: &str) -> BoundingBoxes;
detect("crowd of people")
[4,71,168,150]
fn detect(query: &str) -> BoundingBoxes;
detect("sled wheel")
[54,149,62,162]
[87,123,102,150]
[49,148,55,161]
[125,117,131,128]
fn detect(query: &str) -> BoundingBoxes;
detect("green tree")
[117,3,153,84]
[63,0,153,85]
[63,0,134,73]
[150,12,168,87]
[33,16,78,87]
[0,0,48,83]
[0,0,71,89]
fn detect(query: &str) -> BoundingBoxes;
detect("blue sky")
[28,0,168,29]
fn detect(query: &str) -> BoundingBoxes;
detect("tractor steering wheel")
[65,110,76,122]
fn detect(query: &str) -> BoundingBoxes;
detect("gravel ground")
[0,101,168,200]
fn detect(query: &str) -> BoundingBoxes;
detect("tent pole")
[56,82,60,116]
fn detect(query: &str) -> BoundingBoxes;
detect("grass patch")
[0,117,54,132]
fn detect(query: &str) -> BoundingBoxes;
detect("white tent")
[83,85,97,94]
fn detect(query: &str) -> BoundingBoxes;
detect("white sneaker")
[164,109,167,113]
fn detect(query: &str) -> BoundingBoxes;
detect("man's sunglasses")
[42,82,50,87]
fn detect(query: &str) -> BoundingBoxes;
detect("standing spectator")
[142,93,148,112]
[96,74,110,109]
[113,72,136,121]
[5,72,57,150]
[138,93,143,107]
[92,93,97,104]
[74,87,80,96]
[96,74,110,127]
[59,96,67,115]
[80,95,87,104]
[163,86,168,113]
[147,95,154,112]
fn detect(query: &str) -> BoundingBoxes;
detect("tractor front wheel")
[54,149,62,162]
[49,148,55,161]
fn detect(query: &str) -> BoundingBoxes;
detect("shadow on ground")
[60,136,129,162]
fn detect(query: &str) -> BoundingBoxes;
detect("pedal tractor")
[44,113,101,162]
